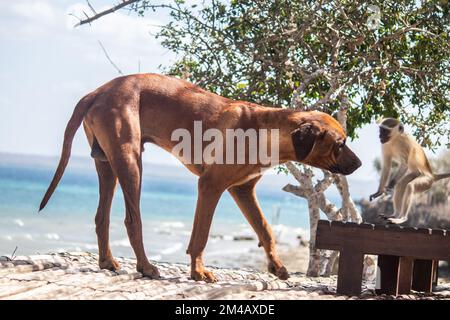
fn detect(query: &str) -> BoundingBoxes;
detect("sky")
[0,0,444,185]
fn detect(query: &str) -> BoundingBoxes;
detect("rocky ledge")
[1,252,449,300]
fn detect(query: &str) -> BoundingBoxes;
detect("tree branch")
[98,40,123,75]
[75,0,140,27]
[282,184,308,198]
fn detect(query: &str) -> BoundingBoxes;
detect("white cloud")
[11,1,57,22]
[62,2,170,73]
[14,219,25,227]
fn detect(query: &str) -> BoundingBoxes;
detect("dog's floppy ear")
[291,124,320,161]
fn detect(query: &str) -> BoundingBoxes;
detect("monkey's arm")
[387,164,407,190]
[370,155,392,201]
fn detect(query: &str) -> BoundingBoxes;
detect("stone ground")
[1,252,449,300]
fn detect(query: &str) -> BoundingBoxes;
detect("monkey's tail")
[39,94,96,212]
[434,173,450,181]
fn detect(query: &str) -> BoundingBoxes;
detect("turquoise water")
[0,162,310,227]
[0,160,310,263]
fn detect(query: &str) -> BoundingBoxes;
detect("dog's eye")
[335,143,344,155]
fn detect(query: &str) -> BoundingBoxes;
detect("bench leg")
[337,250,364,296]
[397,257,414,294]
[376,255,398,295]
[376,255,413,295]
[412,259,437,293]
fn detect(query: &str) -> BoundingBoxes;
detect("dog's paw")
[137,263,160,279]
[99,258,120,272]
[268,262,290,280]
[191,269,217,283]
[275,266,290,280]
[387,217,407,225]
[378,213,393,220]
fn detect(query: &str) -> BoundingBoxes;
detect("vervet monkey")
[370,118,450,224]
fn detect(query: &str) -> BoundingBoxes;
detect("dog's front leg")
[228,178,289,280]
[187,176,225,283]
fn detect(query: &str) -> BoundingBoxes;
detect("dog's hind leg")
[97,113,159,279]
[228,177,289,280]
[94,159,120,271]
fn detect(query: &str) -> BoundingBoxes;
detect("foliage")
[131,0,449,148]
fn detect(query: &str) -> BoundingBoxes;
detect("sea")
[0,152,339,267]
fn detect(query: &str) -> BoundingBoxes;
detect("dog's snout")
[355,157,362,170]
[331,149,362,175]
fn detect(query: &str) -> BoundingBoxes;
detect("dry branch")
[75,0,140,27]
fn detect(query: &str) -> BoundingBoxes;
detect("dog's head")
[290,112,362,175]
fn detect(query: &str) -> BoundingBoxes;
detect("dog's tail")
[434,173,450,181]
[39,94,95,211]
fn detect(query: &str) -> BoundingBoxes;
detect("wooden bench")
[315,220,449,296]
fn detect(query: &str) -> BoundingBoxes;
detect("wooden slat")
[330,220,345,227]
[315,222,450,260]
[398,226,419,233]
[416,228,433,235]
[318,220,331,227]
[432,229,446,236]
[374,224,390,231]
[359,223,375,230]
[343,222,360,228]
[386,224,404,231]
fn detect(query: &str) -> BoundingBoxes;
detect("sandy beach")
[2,251,450,300]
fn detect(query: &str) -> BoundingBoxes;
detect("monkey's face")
[291,113,362,175]
[378,118,403,144]
[379,127,392,144]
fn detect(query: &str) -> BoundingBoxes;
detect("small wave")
[272,224,309,246]
[150,254,162,261]
[154,221,187,235]
[208,247,252,256]
[160,242,183,255]
[14,219,24,227]
[83,243,98,250]
[110,238,131,247]
[160,221,185,229]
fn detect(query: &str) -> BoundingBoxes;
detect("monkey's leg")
[380,173,415,220]
[393,174,416,216]
[388,174,432,224]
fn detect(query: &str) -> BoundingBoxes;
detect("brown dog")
[40,74,361,282]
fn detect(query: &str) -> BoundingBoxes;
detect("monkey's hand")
[369,191,383,201]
